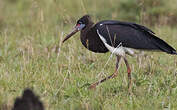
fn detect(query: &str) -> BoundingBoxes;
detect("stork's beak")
[62,27,79,43]
[62,24,85,43]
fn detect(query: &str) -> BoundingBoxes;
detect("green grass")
[0,0,177,110]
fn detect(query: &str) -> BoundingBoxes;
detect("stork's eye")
[78,21,83,24]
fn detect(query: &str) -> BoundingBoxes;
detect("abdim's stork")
[62,15,177,90]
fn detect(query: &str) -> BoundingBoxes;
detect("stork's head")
[62,15,92,43]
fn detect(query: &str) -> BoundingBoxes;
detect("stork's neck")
[81,22,94,36]
[79,21,108,53]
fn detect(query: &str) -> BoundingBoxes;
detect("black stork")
[62,15,177,90]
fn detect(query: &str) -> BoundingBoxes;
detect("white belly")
[97,29,134,57]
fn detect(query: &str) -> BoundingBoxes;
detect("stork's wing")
[95,20,176,54]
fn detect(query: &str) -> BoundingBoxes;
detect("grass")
[0,0,177,110]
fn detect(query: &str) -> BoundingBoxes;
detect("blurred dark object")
[12,89,44,110]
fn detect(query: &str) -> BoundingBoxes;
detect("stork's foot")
[89,83,97,90]
[128,83,132,95]
[128,73,132,93]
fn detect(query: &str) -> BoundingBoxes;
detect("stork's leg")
[89,56,121,89]
[123,57,132,92]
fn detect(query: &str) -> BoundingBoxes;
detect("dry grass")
[0,0,177,110]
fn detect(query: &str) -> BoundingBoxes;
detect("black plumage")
[62,15,177,90]
[95,20,177,54]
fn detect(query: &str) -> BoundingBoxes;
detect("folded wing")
[95,20,176,54]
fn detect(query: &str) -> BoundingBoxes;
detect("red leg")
[89,56,121,89]
[123,57,132,92]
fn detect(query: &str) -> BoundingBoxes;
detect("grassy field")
[0,0,177,110]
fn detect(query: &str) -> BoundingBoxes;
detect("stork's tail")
[172,51,177,55]
[150,34,177,55]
